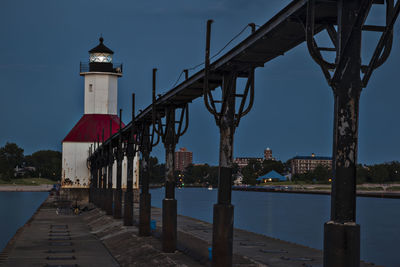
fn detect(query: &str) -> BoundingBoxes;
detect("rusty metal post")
[91,162,95,204]
[101,164,105,209]
[106,120,114,215]
[212,74,236,267]
[89,162,94,203]
[139,123,151,236]
[124,94,135,226]
[99,163,104,209]
[324,1,362,266]
[106,142,114,216]
[162,107,177,253]
[94,161,99,206]
[95,137,100,207]
[101,131,107,211]
[93,149,99,207]
[114,109,123,219]
[88,150,93,204]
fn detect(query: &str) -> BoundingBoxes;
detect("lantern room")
[80,37,122,74]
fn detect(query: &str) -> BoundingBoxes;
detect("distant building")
[264,148,272,160]
[175,147,193,172]
[233,174,243,185]
[234,157,263,169]
[257,170,286,183]
[14,166,36,177]
[235,147,274,168]
[290,153,332,175]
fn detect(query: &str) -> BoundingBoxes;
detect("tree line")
[142,157,224,187]
[292,162,400,184]
[143,157,287,186]
[143,156,400,185]
[241,159,286,185]
[0,142,61,181]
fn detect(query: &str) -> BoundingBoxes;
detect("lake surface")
[0,192,48,251]
[150,187,400,267]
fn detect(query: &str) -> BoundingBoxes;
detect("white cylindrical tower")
[80,37,122,115]
[62,37,139,203]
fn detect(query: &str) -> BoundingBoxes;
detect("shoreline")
[151,184,400,199]
[232,187,400,199]
[2,184,399,198]
[0,184,52,192]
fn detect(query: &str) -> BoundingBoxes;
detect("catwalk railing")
[87,0,400,266]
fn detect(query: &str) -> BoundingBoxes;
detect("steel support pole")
[98,156,102,209]
[89,164,94,203]
[162,107,177,253]
[96,168,100,207]
[99,167,103,208]
[139,124,151,236]
[212,74,236,267]
[94,165,99,206]
[114,110,123,219]
[93,167,97,205]
[114,152,122,219]
[124,94,135,226]
[324,1,361,266]
[101,149,107,211]
[106,121,114,215]
[106,156,113,215]
[99,165,103,209]
[101,165,107,211]
[124,144,134,225]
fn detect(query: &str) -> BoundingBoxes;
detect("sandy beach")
[0,184,52,192]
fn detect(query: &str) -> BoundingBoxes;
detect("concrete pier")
[1,196,377,266]
[0,196,118,267]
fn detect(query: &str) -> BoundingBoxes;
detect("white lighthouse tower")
[61,37,138,201]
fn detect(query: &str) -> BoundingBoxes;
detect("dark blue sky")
[0,0,399,165]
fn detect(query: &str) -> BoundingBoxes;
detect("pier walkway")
[86,204,376,267]
[0,196,119,267]
[1,196,377,266]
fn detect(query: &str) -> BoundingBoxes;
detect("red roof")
[63,114,125,142]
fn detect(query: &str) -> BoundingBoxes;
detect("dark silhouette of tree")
[28,150,61,181]
[260,159,285,176]
[242,159,262,185]
[140,156,165,184]
[0,142,24,181]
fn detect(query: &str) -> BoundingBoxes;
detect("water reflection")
[151,187,399,267]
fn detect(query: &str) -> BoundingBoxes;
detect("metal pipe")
[89,158,93,203]
[106,120,113,215]
[124,94,135,226]
[162,107,177,253]
[101,129,107,211]
[152,69,157,104]
[139,123,151,236]
[324,1,362,266]
[212,73,236,267]
[152,68,163,137]
[114,109,123,219]
[203,20,218,117]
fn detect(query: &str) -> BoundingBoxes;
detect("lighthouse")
[61,37,138,201]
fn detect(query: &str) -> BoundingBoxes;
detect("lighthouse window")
[89,84,93,92]
[89,52,113,63]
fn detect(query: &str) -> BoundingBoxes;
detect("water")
[0,192,48,251]
[151,188,400,267]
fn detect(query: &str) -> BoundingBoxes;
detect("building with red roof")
[61,38,137,196]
